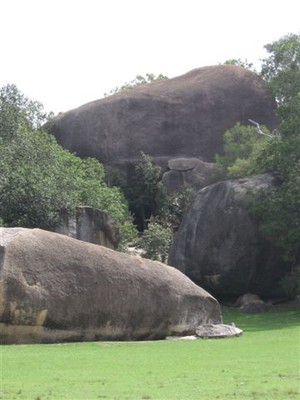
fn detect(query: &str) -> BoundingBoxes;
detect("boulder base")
[0,228,221,344]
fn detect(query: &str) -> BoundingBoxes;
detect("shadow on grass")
[222,305,300,332]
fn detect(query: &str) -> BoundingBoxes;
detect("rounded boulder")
[0,228,221,344]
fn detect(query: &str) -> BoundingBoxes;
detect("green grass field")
[1,306,299,400]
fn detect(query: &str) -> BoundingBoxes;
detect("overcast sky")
[1,0,299,114]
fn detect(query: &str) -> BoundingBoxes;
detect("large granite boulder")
[0,228,221,344]
[168,174,292,297]
[46,65,277,174]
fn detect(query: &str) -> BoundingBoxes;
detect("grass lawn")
[1,306,299,400]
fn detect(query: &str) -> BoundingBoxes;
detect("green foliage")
[216,34,300,270]
[127,156,196,258]
[280,267,300,299]
[261,33,300,136]
[0,129,75,228]
[0,128,132,233]
[105,73,168,96]
[0,84,47,138]
[127,152,167,231]
[0,85,136,248]
[223,58,256,72]
[104,165,125,188]
[248,34,300,264]
[162,186,196,232]
[261,33,300,106]
[215,122,270,178]
[217,34,300,265]
[137,217,172,263]
[248,140,300,262]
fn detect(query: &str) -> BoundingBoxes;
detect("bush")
[0,84,137,249]
[215,122,271,178]
[280,267,300,299]
[137,218,172,263]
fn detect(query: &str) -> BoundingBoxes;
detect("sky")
[1,0,299,114]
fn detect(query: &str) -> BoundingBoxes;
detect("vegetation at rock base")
[0,84,136,248]
[163,186,196,232]
[137,217,173,263]
[125,152,166,232]
[123,154,195,261]
[1,306,299,399]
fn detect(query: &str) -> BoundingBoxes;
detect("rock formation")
[55,206,120,249]
[162,158,223,193]
[0,228,221,344]
[168,174,292,297]
[46,65,277,176]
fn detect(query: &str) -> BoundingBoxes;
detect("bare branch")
[248,119,281,138]
[248,119,276,138]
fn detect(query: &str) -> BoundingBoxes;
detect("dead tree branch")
[248,119,281,138]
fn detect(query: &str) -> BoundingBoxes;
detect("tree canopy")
[0,84,136,248]
[219,33,300,266]
[261,33,300,136]
[254,33,300,263]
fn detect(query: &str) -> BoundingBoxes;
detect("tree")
[0,85,136,249]
[215,122,271,178]
[261,33,300,136]
[250,135,300,264]
[223,58,256,72]
[104,73,168,96]
[0,84,47,139]
[226,34,300,270]
[137,217,172,263]
[126,152,167,231]
[161,186,196,233]
[253,33,300,264]
[215,34,300,271]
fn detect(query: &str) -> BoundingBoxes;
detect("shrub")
[137,218,172,263]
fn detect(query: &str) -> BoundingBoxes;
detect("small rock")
[241,300,272,314]
[196,324,243,338]
[236,293,261,307]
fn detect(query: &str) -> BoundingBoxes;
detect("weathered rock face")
[0,228,221,344]
[47,65,277,173]
[162,158,223,193]
[168,174,292,297]
[55,206,120,249]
